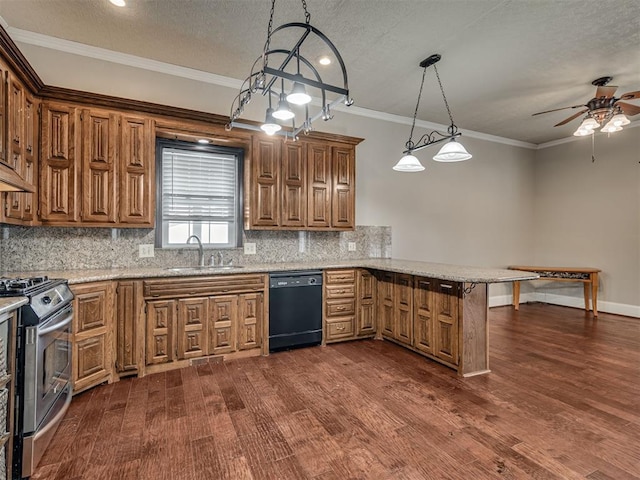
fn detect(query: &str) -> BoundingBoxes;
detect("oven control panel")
[30,284,74,321]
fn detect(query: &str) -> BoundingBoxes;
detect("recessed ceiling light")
[110,0,126,7]
[318,56,331,66]
[197,139,209,144]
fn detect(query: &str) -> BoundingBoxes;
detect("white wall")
[17,41,639,315]
[532,128,640,316]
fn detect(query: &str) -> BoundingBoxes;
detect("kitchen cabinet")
[357,269,376,336]
[71,281,115,393]
[2,71,39,225]
[246,135,360,231]
[413,277,435,355]
[0,308,17,480]
[434,280,459,365]
[142,274,267,374]
[378,271,395,338]
[394,274,413,346]
[40,101,155,227]
[324,269,357,342]
[115,280,143,377]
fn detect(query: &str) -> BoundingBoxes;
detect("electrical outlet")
[139,244,155,258]
[348,242,357,252]
[244,242,257,255]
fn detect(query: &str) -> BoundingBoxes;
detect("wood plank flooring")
[32,304,640,480]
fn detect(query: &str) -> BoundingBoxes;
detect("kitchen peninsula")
[6,259,538,387]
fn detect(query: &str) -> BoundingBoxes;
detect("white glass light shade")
[260,108,282,135]
[610,112,630,127]
[393,154,425,172]
[287,82,312,105]
[601,121,623,133]
[272,94,295,120]
[573,127,593,136]
[579,117,600,131]
[109,0,126,6]
[433,139,472,162]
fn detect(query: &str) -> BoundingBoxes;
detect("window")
[155,139,244,248]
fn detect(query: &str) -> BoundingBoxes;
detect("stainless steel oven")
[0,277,73,479]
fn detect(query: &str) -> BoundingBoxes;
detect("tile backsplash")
[0,225,391,272]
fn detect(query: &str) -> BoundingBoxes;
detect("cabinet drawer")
[326,284,356,299]
[326,317,354,340]
[143,274,266,298]
[325,269,356,284]
[326,299,355,317]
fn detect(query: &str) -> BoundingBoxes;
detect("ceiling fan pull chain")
[591,133,596,163]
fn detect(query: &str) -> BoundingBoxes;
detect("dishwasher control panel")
[269,271,323,288]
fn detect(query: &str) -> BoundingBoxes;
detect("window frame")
[154,138,244,249]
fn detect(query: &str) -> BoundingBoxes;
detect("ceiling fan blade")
[595,85,617,98]
[617,101,640,116]
[554,109,588,127]
[532,104,585,116]
[619,90,640,101]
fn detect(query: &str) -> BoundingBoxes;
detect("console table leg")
[591,273,599,317]
[583,282,590,312]
[513,280,520,310]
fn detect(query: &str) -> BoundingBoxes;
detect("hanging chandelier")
[227,0,353,140]
[393,54,472,172]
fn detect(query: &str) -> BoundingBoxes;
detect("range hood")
[0,164,34,192]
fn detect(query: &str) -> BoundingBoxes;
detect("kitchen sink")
[165,265,244,272]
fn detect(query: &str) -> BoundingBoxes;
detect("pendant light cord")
[262,0,277,73]
[407,65,428,149]
[434,64,455,132]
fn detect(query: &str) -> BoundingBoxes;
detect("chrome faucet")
[186,235,204,267]
[210,251,224,267]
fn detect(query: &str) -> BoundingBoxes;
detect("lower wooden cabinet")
[142,275,266,372]
[379,273,461,368]
[71,281,115,393]
[115,280,142,376]
[324,268,377,343]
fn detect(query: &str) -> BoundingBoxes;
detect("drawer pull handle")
[336,306,345,311]
[336,326,345,331]
[336,290,345,294]
[441,284,453,290]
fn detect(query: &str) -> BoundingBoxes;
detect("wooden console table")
[508,266,601,316]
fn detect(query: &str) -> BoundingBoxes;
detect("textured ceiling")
[1,0,639,144]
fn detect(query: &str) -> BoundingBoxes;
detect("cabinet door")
[209,295,237,355]
[281,142,306,227]
[71,282,114,392]
[434,280,459,365]
[307,142,331,228]
[0,63,6,166]
[378,271,394,337]
[177,297,208,359]
[331,145,355,229]
[4,74,24,221]
[357,270,376,336]
[413,277,434,355]
[250,136,280,227]
[40,102,79,222]
[116,281,141,375]
[82,109,118,223]
[21,93,38,222]
[238,293,262,350]
[394,274,413,345]
[146,299,176,365]
[119,115,154,224]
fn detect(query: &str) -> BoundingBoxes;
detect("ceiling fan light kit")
[533,76,639,138]
[227,0,352,140]
[393,54,471,173]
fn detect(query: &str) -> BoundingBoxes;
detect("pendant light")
[394,54,471,172]
[227,0,352,140]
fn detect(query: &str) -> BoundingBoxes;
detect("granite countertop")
[4,258,539,284]
[0,296,28,315]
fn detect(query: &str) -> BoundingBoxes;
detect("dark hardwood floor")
[32,304,640,480]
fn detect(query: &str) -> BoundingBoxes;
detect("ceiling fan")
[532,77,640,136]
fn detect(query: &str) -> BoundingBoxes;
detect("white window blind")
[159,146,241,248]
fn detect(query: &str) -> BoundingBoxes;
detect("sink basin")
[165,265,244,272]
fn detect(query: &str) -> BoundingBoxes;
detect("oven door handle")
[38,311,73,336]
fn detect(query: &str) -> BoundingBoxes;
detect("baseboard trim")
[489,292,640,318]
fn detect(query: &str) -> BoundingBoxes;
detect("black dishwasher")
[269,270,323,352]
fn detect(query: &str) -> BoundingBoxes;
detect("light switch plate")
[139,244,155,258]
[244,242,257,255]
[348,242,357,252]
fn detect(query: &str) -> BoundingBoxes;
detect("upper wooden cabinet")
[1,69,39,225]
[40,101,155,227]
[246,134,360,231]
